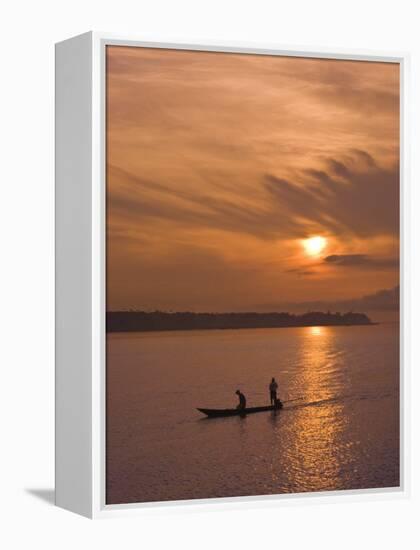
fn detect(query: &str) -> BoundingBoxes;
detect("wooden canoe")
[197,402,283,418]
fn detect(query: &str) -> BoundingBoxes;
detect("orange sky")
[106,46,399,316]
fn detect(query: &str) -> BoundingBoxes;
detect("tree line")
[106,310,373,333]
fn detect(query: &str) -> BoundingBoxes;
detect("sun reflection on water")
[275,325,349,492]
[309,326,324,336]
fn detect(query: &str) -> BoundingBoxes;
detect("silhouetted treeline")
[106,310,373,333]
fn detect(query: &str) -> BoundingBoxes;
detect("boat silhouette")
[197,401,283,418]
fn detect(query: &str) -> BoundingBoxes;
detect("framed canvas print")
[55,32,409,518]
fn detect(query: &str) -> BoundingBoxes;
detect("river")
[106,323,399,504]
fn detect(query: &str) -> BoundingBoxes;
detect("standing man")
[235,389,246,410]
[269,377,278,405]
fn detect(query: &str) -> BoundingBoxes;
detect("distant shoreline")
[107,310,374,333]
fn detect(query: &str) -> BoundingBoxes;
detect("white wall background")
[0,0,419,548]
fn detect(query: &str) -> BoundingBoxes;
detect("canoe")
[197,402,283,418]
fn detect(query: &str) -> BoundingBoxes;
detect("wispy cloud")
[324,254,398,269]
[265,152,399,239]
[109,151,399,243]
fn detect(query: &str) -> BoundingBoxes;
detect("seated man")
[235,389,246,410]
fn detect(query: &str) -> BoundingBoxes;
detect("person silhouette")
[269,377,278,405]
[235,389,246,410]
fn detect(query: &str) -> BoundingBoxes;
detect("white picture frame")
[55,31,410,519]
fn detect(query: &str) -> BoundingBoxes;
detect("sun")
[302,236,327,257]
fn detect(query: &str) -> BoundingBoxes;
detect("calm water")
[106,324,399,504]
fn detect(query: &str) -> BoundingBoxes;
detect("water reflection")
[309,326,324,336]
[274,326,349,492]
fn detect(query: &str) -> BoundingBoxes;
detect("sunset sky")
[106,46,399,317]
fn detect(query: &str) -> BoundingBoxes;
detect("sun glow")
[303,236,327,257]
[309,326,324,336]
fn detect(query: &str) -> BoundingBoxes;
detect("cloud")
[265,151,399,239]
[355,285,399,311]
[256,286,399,314]
[285,268,316,277]
[324,254,398,269]
[328,159,351,178]
[108,149,399,249]
[107,164,279,240]
[351,149,377,167]
[312,285,400,311]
